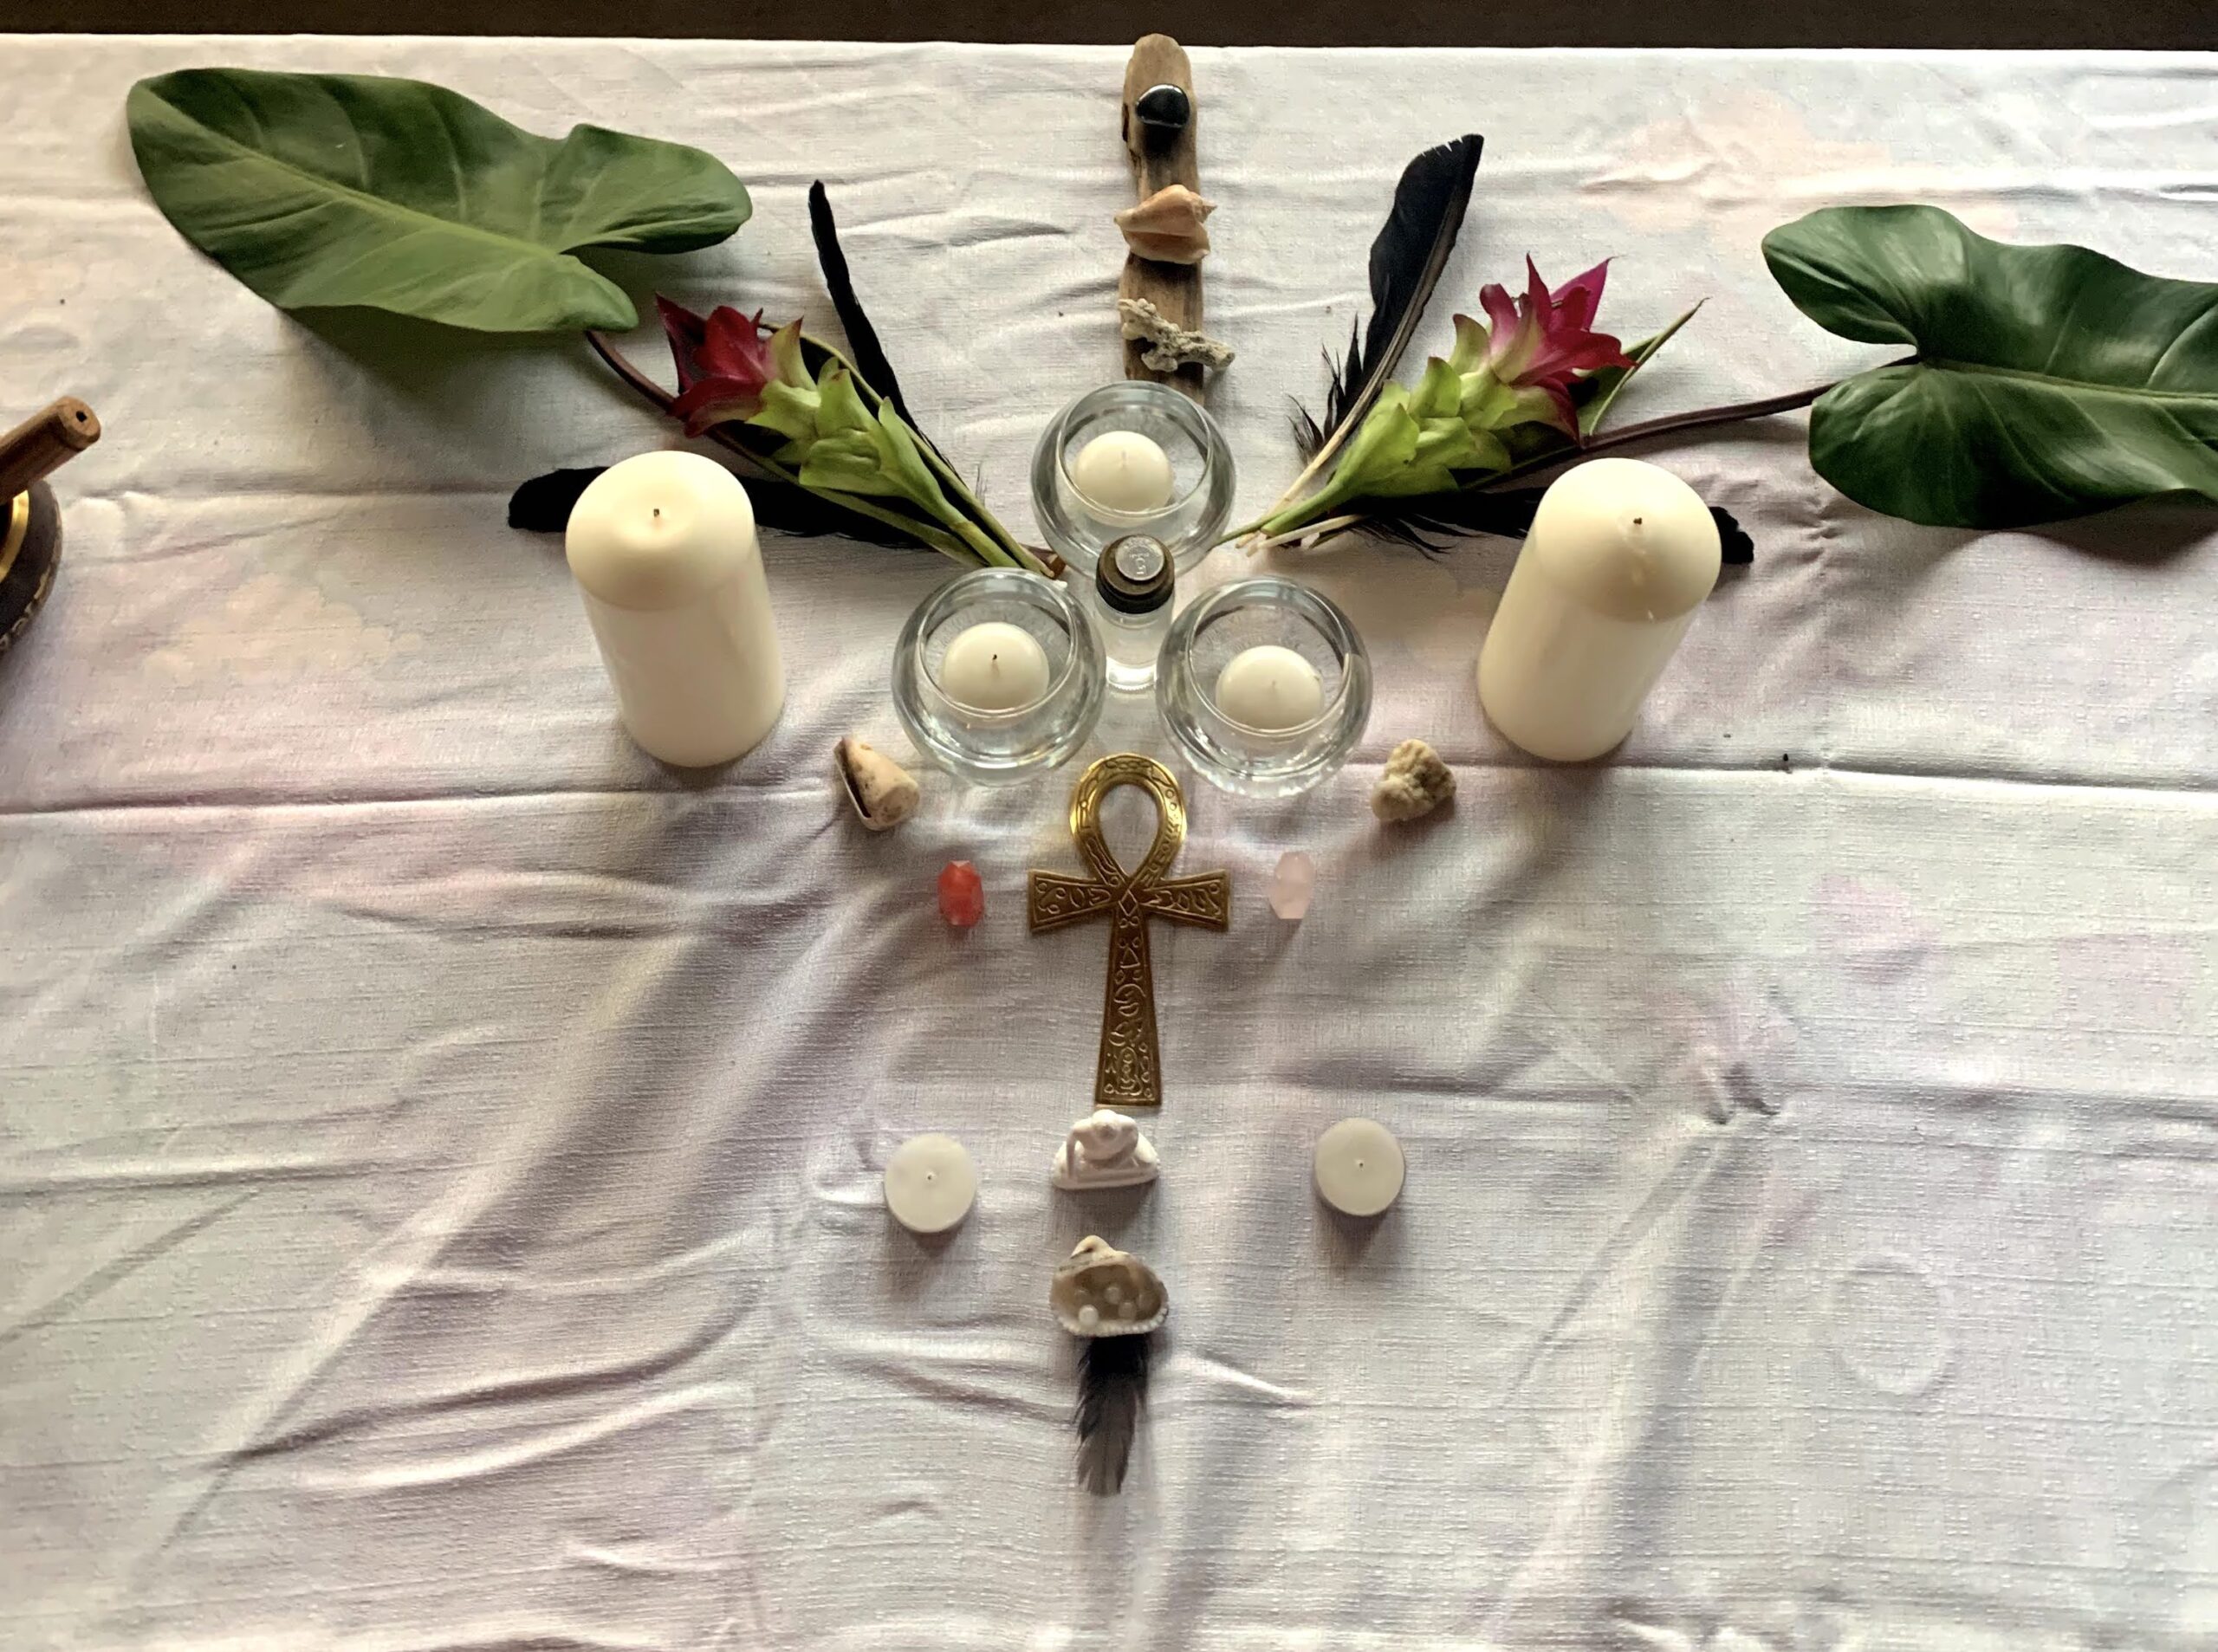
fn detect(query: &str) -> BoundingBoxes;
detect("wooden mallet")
[0,398,101,501]
[0,397,101,654]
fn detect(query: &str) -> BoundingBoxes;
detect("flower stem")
[795,477,983,564]
[586,328,679,416]
[1247,513,1365,554]
[1254,440,1347,538]
[583,329,1007,570]
[759,471,976,562]
[939,511,1014,567]
[909,437,1044,573]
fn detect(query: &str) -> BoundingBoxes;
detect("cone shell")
[1114,185,1215,264]
[835,736,920,831]
[1051,1235,1168,1338]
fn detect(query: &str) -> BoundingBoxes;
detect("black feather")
[1290,406,1320,460]
[507,465,919,548]
[805,180,1002,539]
[808,181,918,431]
[1074,1335,1150,1495]
[1349,487,1754,566]
[507,467,605,533]
[1715,509,1755,565]
[1305,136,1483,464]
[752,483,933,547]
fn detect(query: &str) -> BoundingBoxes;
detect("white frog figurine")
[1051,1108,1161,1191]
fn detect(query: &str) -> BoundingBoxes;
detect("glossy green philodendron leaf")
[128,68,751,333]
[1763,205,2218,528]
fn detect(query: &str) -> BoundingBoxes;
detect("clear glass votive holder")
[1030,381,1235,577]
[892,568,1106,786]
[1155,576,1373,799]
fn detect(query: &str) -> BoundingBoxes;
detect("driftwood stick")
[0,398,100,500]
[1118,36,1205,403]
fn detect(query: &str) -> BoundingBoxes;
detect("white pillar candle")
[566,451,784,767]
[1313,1118,1404,1218]
[1477,457,1721,762]
[1070,430,1176,513]
[1215,644,1324,731]
[940,620,1050,711]
[885,1133,977,1234]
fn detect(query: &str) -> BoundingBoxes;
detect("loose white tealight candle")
[885,1133,977,1234]
[566,450,784,767]
[939,621,1051,712]
[1070,430,1176,514]
[1215,644,1325,731]
[1313,1118,1404,1218]
[1477,457,1721,762]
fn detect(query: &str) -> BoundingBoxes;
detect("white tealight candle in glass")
[1070,430,1176,513]
[940,620,1051,711]
[1477,457,1721,761]
[1214,644,1324,731]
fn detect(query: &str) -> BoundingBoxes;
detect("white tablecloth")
[4,36,2216,1650]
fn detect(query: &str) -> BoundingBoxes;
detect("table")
[3,37,2215,1650]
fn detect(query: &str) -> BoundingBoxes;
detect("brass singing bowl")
[0,489,27,585]
[0,486,60,656]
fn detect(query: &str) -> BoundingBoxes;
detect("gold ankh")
[1028,754,1229,1109]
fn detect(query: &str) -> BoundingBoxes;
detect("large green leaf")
[128,68,750,334]
[1763,205,2218,528]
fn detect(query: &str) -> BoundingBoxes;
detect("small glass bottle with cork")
[1091,534,1175,693]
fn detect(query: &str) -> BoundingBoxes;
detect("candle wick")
[1632,515,1644,526]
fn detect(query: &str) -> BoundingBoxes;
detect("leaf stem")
[1242,360,1916,551]
[1540,379,1840,465]
[1468,358,1915,494]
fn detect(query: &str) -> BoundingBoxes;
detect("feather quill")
[506,466,603,533]
[1297,136,1484,483]
[807,181,918,432]
[1339,485,1754,565]
[507,464,918,547]
[804,183,1041,567]
[1075,1336,1151,1496]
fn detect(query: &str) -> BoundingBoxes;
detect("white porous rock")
[835,736,920,831]
[1370,738,1456,823]
[1118,297,1235,376]
[1050,1235,1169,1338]
[1052,1108,1161,1191]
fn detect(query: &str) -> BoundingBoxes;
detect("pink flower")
[1475,258,1636,431]
[658,296,801,436]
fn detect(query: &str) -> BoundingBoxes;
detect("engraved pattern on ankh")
[1027,755,1229,1108]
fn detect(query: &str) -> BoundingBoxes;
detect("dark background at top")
[5,0,2215,46]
